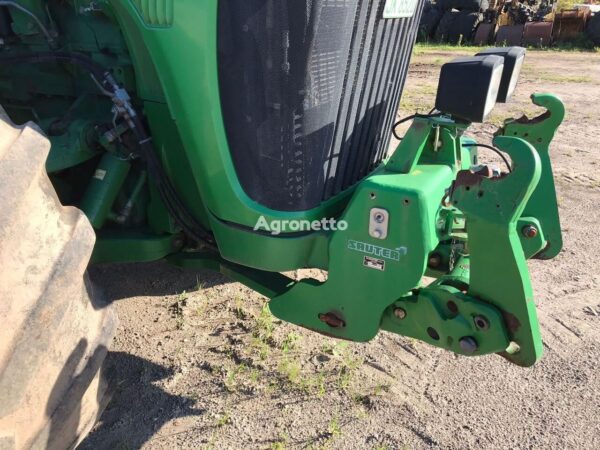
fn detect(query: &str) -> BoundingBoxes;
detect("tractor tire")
[436,10,482,43]
[419,5,444,40]
[0,107,117,450]
[435,10,460,42]
[454,11,483,43]
[586,13,600,46]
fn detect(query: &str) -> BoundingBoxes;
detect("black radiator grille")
[218,0,424,212]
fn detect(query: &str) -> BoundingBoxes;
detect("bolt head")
[459,336,478,354]
[428,253,442,269]
[394,308,407,320]
[522,225,538,239]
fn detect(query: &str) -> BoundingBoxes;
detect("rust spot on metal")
[522,22,553,47]
[514,109,551,125]
[502,310,521,333]
[496,110,552,137]
[495,25,525,46]
[454,169,486,189]
[318,312,346,328]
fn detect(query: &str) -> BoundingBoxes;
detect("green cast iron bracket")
[381,270,510,357]
[450,135,543,366]
[267,163,454,341]
[500,93,564,259]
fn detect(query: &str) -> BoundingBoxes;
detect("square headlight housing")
[476,46,526,103]
[435,55,504,123]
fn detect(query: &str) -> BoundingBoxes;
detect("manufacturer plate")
[383,0,419,19]
[364,256,386,271]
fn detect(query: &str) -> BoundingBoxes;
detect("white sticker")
[94,169,107,181]
[364,256,386,271]
[383,0,419,19]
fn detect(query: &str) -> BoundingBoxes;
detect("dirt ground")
[81,47,600,450]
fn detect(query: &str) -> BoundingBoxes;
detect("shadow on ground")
[78,351,205,450]
[76,262,226,449]
[88,261,231,302]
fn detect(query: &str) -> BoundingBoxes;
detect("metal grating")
[218,0,424,212]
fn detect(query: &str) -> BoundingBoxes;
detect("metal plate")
[523,22,553,47]
[495,25,524,46]
[473,23,494,46]
[369,208,390,240]
[554,9,590,41]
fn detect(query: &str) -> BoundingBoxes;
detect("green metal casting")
[500,93,565,260]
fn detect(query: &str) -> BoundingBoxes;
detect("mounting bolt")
[394,307,407,320]
[522,225,538,239]
[473,315,490,331]
[459,336,478,354]
[428,253,442,269]
[318,312,346,328]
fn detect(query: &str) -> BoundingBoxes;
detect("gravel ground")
[80,47,600,450]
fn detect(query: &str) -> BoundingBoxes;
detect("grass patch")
[530,72,593,84]
[232,295,248,320]
[253,304,275,345]
[215,412,231,427]
[168,292,188,330]
[281,331,301,353]
[414,41,599,55]
[278,357,302,384]
[414,43,486,55]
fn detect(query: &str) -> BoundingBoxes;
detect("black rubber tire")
[454,11,483,43]
[435,10,460,42]
[586,13,600,46]
[435,10,481,43]
[0,107,117,450]
[419,6,444,40]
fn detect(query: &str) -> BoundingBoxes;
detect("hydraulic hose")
[0,51,217,249]
[0,51,106,80]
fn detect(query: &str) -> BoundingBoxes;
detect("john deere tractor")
[0,1,564,448]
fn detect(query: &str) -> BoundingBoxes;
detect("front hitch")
[172,95,565,367]
[268,94,564,366]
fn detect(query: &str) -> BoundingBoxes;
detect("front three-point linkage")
[382,94,564,366]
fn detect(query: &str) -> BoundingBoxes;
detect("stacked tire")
[419,0,486,43]
[586,13,600,46]
[419,0,444,40]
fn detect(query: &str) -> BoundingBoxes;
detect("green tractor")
[0,1,564,448]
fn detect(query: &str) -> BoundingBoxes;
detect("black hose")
[462,143,513,173]
[393,112,443,140]
[130,116,216,248]
[0,52,106,80]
